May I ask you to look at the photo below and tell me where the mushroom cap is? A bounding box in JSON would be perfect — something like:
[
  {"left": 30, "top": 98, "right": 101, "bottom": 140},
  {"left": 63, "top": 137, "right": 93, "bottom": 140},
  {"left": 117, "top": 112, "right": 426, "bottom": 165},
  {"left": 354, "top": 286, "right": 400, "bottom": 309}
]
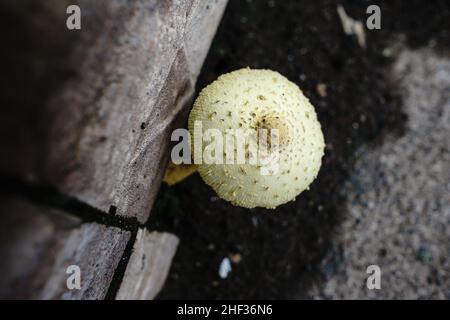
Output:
[{"left": 188, "top": 68, "right": 325, "bottom": 209}]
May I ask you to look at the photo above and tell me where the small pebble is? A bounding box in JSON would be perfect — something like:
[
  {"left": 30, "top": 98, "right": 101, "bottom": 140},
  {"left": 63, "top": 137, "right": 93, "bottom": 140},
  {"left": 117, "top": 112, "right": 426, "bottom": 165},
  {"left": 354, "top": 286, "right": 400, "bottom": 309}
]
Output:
[{"left": 219, "top": 257, "right": 232, "bottom": 279}]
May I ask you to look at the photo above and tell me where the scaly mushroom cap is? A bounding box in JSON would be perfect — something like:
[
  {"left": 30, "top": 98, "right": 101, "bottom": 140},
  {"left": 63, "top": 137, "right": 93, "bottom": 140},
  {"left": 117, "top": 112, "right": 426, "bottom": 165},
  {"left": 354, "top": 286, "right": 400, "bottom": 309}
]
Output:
[{"left": 188, "top": 68, "right": 325, "bottom": 209}]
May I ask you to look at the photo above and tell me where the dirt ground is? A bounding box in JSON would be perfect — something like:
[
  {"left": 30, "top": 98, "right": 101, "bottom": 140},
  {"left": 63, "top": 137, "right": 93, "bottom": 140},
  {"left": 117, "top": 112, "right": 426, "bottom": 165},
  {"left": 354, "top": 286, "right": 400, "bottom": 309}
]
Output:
[
  {"left": 152, "top": 0, "right": 450, "bottom": 299},
  {"left": 310, "top": 48, "right": 450, "bottom": 299}
]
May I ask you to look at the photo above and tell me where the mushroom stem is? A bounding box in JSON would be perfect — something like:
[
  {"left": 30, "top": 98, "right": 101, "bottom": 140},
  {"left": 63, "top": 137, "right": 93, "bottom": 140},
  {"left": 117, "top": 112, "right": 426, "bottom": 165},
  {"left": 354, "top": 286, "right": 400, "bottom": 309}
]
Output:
[{"left": 163, "top": 162, "right": 198, "bottom": 186}]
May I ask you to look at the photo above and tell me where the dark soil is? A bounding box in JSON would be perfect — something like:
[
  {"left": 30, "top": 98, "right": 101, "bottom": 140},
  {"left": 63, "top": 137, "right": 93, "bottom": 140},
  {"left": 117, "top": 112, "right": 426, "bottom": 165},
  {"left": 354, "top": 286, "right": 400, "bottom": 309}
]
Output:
[{"left": 151, "top": 0, "right": 450, "bottom": 299}]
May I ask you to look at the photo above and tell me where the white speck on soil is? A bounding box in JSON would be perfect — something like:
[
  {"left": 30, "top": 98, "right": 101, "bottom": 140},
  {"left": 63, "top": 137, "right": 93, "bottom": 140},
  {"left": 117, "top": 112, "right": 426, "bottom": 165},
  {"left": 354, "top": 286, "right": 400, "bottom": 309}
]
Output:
[{"left": 219, "top": 257, "right": 232, "bottom": 279}]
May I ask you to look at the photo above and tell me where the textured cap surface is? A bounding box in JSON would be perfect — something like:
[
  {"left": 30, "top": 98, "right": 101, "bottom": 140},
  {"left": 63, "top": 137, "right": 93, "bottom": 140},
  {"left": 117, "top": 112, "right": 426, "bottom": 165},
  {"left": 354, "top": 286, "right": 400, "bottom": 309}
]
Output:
[{"left": 188, "top": 68, "right": 325, "bottom": 209}]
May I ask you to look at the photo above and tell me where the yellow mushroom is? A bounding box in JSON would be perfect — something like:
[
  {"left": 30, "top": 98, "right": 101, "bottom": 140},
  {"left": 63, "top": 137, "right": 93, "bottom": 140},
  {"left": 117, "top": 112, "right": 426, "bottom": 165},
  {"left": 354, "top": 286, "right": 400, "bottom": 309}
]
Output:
[{"left": 187, "top": 68, "right": 325, "bottom": 209}]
